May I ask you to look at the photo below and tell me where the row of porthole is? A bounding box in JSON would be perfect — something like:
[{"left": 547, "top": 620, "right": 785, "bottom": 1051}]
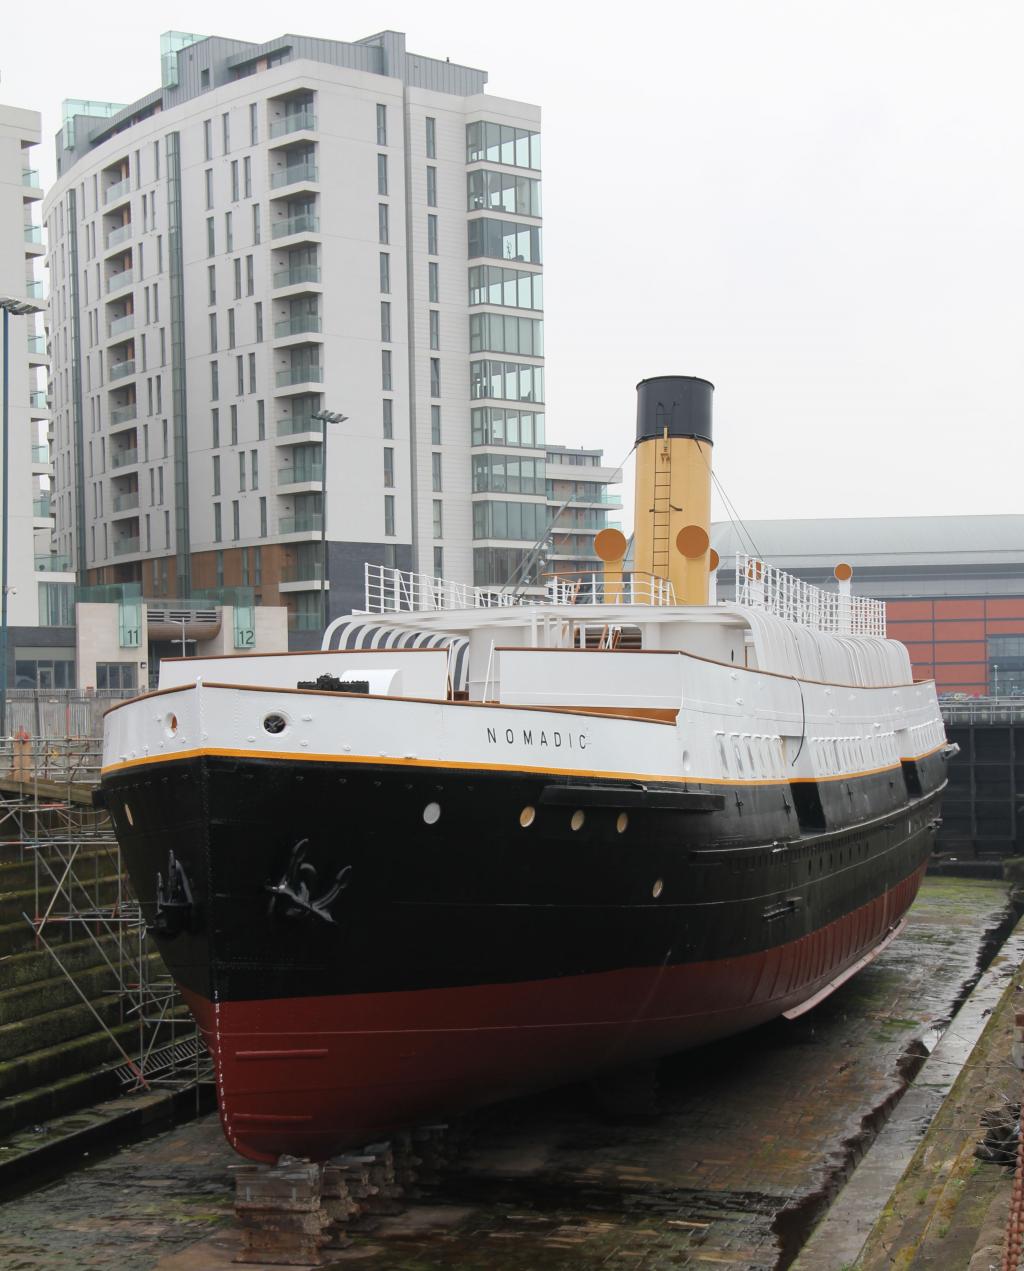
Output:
[{"left": 422, "top": 801, "right": 631, "bottom": 836}]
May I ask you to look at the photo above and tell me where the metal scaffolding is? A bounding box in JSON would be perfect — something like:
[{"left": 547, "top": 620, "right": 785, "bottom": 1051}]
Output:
[{"left": 0, "top": 736, "right": 209, "bottom": 1093}]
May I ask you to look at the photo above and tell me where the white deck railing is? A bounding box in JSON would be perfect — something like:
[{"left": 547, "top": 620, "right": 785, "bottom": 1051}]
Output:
[
  {"left": 734, "top": 554, "right": 886, "bottom": 637},
  {"left": 363, "top": 564, "right": 676, "bottom": 614}
]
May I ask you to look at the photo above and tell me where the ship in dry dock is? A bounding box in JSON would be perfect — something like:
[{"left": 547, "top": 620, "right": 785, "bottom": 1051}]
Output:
[{"left": 98, "top": 375, "right": 954, "bottom": 1163}]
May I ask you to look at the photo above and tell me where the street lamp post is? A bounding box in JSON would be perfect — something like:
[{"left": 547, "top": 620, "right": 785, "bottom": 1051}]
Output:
[
  {"left": 0, "top": 297, "right": 45, "bottom": 736},
  {"left": 309, "top": 409, "right": 348, "bottom": 633}
]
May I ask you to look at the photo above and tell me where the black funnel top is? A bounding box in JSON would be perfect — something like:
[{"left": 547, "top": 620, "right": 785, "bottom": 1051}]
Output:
[{"left": 635, "top": 376, "right": 714, "bottom": 445}]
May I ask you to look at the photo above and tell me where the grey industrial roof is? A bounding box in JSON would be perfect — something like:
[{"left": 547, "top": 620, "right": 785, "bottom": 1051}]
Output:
[{"left": 711, "top": 515, "right": 1024, "bottom": 570}]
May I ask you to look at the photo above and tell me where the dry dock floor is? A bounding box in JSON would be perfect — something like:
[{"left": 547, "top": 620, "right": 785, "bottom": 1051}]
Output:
[{"left": 0, "top": 876, "right": 1018, "bottom": 1271}]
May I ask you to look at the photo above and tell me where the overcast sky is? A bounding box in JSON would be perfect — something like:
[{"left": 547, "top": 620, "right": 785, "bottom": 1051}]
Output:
[{"left": 4, "top": 0, "right": 1022, "bottom": 531}]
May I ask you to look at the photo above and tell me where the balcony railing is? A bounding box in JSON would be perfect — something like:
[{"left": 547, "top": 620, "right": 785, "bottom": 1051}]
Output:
[
  {"left": 276, "top": 365, "right": 323, "bottom": 386},
  {"left": 106, "top": 222, "right": 133, "bottom": 249},
  {"left": 274, "top": 314, "right": 322, "bottom": 338},
  {"left": 112, "top": 492, "right": 140, "bottom": 513},
  {"left": 288, "top": 610, "right": 323, "bottom": 631},
  {"left": 272, "top": 264, "right": 321, "bottom": 289},
  {"left": 108, "top": 313, "right": 135, "bottom": 338},
  {"left": 22, "top": 168, "right": 40, "bottom": 187},
  {"left": 270, "top": 161, "right": 318, "bottom": 189},
  {"left": 29, "top": 390, "right": 47, "bottom": 409},
  {"left": 279, "top": 513, "right": 323, "bottom": 534},
  {"left": 23, "top": 225, "right": 42, "bottom": 244},
  {"left": 105, "top": 269, "right": 133, "bottom": 294},
  {"left": 271, "top": 212, "right": 320, "bottom": 240},
  {"left": 27, "top": 334, "right": 46, "bottom": 355},
  {"left": 109, "top": 359, "right": 136, "bottom": 380},
  {"left": 276, "top": 416, "right": 323, "bottom": 436},
  {"left": 278, "top": 462, "right": 323, "bottom": 485},
  {"left": 32, "top": 496, "right": 52, "bottom": 518},
  {"left": 269, "top": 110, "right": 317, "bottom": 138},
  {"left": 25, "top": 280, "right": 43, "bottom": 299},
  {"left": 109, "top": 403, "right": 138, "bottom": 425},
  {"left": 31, "top": 444, "right": 49, "bottom": 464},
  {"left": 113, "top": 536, "right": 140, "bottom": 556},
  {"left": 111, "top": 447, "right": 139, "bottom": 469},
  {"left": 104, "top": 177, "right": 132, "bottom": 204},
  {"left": 34, "top": 553, "right": 73, "bottom": 572},
  {"left": 280, "top": 558, "right": 323, "bottom": 583}
]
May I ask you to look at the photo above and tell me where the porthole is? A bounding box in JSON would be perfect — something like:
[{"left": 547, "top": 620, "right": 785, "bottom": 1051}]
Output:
[
  {"left": 263, "top": 714, "right": 287, "bottom": 735},
  {"left": 423, "top": 801, "right": 441, "bottom": 825},
  {"left": 570, "top": 810, "right": 585, "bottom": 832},
  {"left": 124, "top": 804, "right": 134, "bottom": 827},
  {"left": 165, "top": 713, "right": 178, "bottom": 737},
  {"left": 519, "top": 805, "right": 536, "bottom": 828},
  {"left": 616, "top": 812, "right": 629, "bottom": 834},
  {"left": 652, "top": 878, "right": 664, "bottom": 899}
]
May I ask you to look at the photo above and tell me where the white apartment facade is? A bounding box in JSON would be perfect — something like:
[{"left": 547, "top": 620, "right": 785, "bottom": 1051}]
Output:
[
  {"left": 44, "top": 30, "right": 547, "bottom": 635},
  {"left": 0, "top": 104, "right": 71, "bottom": 651}
]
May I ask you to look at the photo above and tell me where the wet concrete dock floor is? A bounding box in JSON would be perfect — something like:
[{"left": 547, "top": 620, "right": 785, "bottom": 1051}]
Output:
[{"left": 0, "top": 876, "right": 1015, "bottom": 1271}]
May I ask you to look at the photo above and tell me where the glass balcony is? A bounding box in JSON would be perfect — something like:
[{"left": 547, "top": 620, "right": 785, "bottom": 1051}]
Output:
[
  {"left": 270, "top": 161, "right": 318, "bottom": 189},
  {"left": 276, "top": 416, "right": 323, "bottom": 436},
  {"left": 109, "top": 358, "right": 136, "bottom": 381},
  {"left": 274, "top": 314, "right": 322, "bottom": 338},
  {"left": 280, "top": 557, "right": 323, "bottom": 583},
  {"left": 108, "top": 313, "right": 135, "bottom": 338},
  {"left": 271, "top": 212, "right": 320, "bottom": 240},
  {"left": 29, "top": 390, "right": 47, "bottom": 409},
  {"left": 27, "top": 334, "right": 46, "bottom": 355},
  {"left": 106, "top": 222, "right": 133, "bottom": 249},
  {"left": 25, "top": 280, "right": 43, "bottom": 299},
  {"left": 276, "top": 365, "right": 323, "bottom": 387},
  {"left": 112, "top": 491, "right": 140, "bottom": 512},
  {"left": 106, "top": 269, "right": 134, "bottom": 294},
  {"left": 278, "top": 462, "right": 323, "bottom": 485},
  {"left": 272, "top": 264, "right": 321, "bottom": 289},
  {"left": 113, "top": 536, "right": 141, "bottom": 556},
  {"left": 279, "top": 513, "right": 323, "bottom": 534},
  {"left": 105, "top": 177, "right": 132, "bottom": 204},
  {"left": 34, "top": 553, "right": 73, "bottom": 572},
  {"left": 32, "top": 496, "right": 52, "bottom": 518},
  {"left": 31, "top": 444, "right": 49, "bottom": 464},
  {"left": 109, "top": 403, "right": 138, "bottom": 425},
  {"left": 269, "top": 110, "right": 317, "bottom": 138},
  {"left": 23, "top": 225, "right": 43, "bottom": 244},
  {"left": 288, "top": 610, "right": 323, "bottom": 631},
  {"left": 22, "top": 168, "right": 40, "bottom": 187},
  {"left": 111, "top": 447, "right": 139, "bottom": 469}
]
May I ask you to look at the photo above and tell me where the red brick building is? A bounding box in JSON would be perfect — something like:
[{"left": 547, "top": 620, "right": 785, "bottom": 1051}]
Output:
[{"left": 712, "top": 516, "right": 1024, "bottom": 696}]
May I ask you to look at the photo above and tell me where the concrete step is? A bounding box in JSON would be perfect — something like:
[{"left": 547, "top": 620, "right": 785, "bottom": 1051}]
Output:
[
  {"left": 0, "top": 846, "right": 115, "bottom": 892},
  {"left": 0, "top": 873, "right": 126, "bottom": 925},
  {"left": 0, "top": 953, "right": 165, "bottom": 1027},
  {"left": 0, "top": 992, "right": 125, "bottom": 1064},
  {"left": 0, "top": 932, "right": 126, "bottom": 991}
]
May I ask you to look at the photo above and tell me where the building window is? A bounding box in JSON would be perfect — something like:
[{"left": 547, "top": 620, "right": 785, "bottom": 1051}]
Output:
[
  {"left": 257, "top": 398, "right": 265, "bottom": 439},
  {"left": 381, "top": 349, "right": 392, "bottom": 391},
  {"left": 96, "top": 662, "right": 138, "bottom": 692},
  {"left": 232, "top": 500, "right": 240, "bottom": 540},
  {"left": 425, "top": 116, "right": 436, "bottom": 158},
  {"left": 246, "top": 254, "right": 254, "bottom": 295},
  {"left": 231, "top": 159, "right": 239, "bottom": 201},
  {"left": 259, "top": 497, "right": 267, "bottom": 537},
  {"left": 225, "top": 210, "right": 233, "bottom": 252},
  {"left": 379, "top": 252, "right": 390, "bottom": 293},
  {"left": 222, "top": 111, "right": 230, "bottom": 153},
  {"left": 383, "top": 447, "right": 394, "bottom": 487},
  {"left": 468, "top": 265, "right": 543, "bottom": 311},
  {"left": 431, "top": 404, "right": 441, "bottom": 444},
  {"left": 38, "top": 581, "right": 75, "bottom": 626},
  {"left": 252, "top": 202, "right": 261, "bottom": 244},
  {"left": 206, "top": 217, "right": 215, "bottom": 256},
  {"left": 255, "top": 302, "right": 263, "bottom": 342},
  {"left": 468, "top": 218, "right": 542, "bottom": 264},
  {"left": 230, "top": 403, "right": 238, "bottom": 444},
  {"left": 233, "top": 257, "right": 242, "bottom": 299},
  {"left": 210, "top": 360, "right": 219, "bottom": 400},
  {"left": 205, "top": 168, "right": 213, "bottom": 209},
  {"left": 212, "top": 407, "right": 220, "bottom": 447},
  {"left": 432, "top": 499, "right": 443, "bottom": 539},
  {"left": 378, "top": 202, "right": 389, "bottom": 244},
  {"left": 466, "top": 121, "right": 541, "bottom": 170},
  {"left": 469, "top": 313, "right": 544, "bottom": 357},
  {"left": 469, "top": 360, "right": 544, "bottom": 403},
  {"left": 377, "top": 153, "right": 388, "bottom": 195},
  {"left": 467, "top": 169, "right": 541, "bottom": 217},
  {"left": 382, "top": 398, "right": 393, "bottom": 438},
  {"left": 433, "top": 546, "right": 443, "bottom": 577},
  {"left": 207, "top": 264, "right": 217, "bottom": 304},
  {"left": 384, "top": 493, "right": 395, "bottom": 536},
  {"left": 429, "top": 309, "right": 440, "bottom": 350},
  {"left": 227, "top": 308, "right": 236, "bottom": 348},
  {"left": 249, "top": 101, "right": 259, "bottom": 145},
  {"left": 426, "top": 166, "right": 437, "bottom": 207},
  {"left": 432, "top": 451, "right": 442, "bottom": 492},
  {"left": 239, "top": 450, "right": 246, "bottom": 492},
  {"left": 376, "top": 103, "right": 387, "bottom": 146},
  {"left": 380, "top": 301, "right": 391, "bottom": 343},
  {"left": 243, "top": 155, "right": 252, "bottom": 198},
  {"left": 213, "top": 453, "right": 221, "bottom": 495},
  {"left": 430, "top": 357, "right": 441, "bottom": 397},
  {"left": 236, "top": 356, "right": 244, "bottom": 395},
  {"left": 214, "top": 502, "right": 222, "bottom": 541},
  {"left": 209, "top": 312, "right": 218, "bottom": 352},
  {"left": 249, "top": 352, "right": 257, "bottom": 392},
  {"left": 203, "top": 118, "right": 212, "bottom": 161},
  {"left": 251, "top": 449, "right": 259, "bottom": 489},
  {"left": 428, "top": 260, "right": 439, "bottom": 303},
  {"left": 215, "top": 549, "right": 224, "bottom": 586},
  {"left": 471, "top": 406, "right": 545, "bottom": 447}
]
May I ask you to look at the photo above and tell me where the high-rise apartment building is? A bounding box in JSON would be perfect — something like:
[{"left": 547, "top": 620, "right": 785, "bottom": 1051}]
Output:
[
  {"left": 44, "top": 30, "right": 547, "bottom": 634},
  {"left": 0, "top": 104, "right": 70, "bottom": 652}
]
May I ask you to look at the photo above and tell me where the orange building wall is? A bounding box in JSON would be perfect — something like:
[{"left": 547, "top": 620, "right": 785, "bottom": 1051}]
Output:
[{"left": 886, "top": 597, "right": 1024, "bottom": 693}]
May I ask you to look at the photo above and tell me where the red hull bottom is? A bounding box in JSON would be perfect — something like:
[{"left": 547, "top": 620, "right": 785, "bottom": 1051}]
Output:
[{"left": 183, "top": 863, "right": 926, "bottom": 1162}]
